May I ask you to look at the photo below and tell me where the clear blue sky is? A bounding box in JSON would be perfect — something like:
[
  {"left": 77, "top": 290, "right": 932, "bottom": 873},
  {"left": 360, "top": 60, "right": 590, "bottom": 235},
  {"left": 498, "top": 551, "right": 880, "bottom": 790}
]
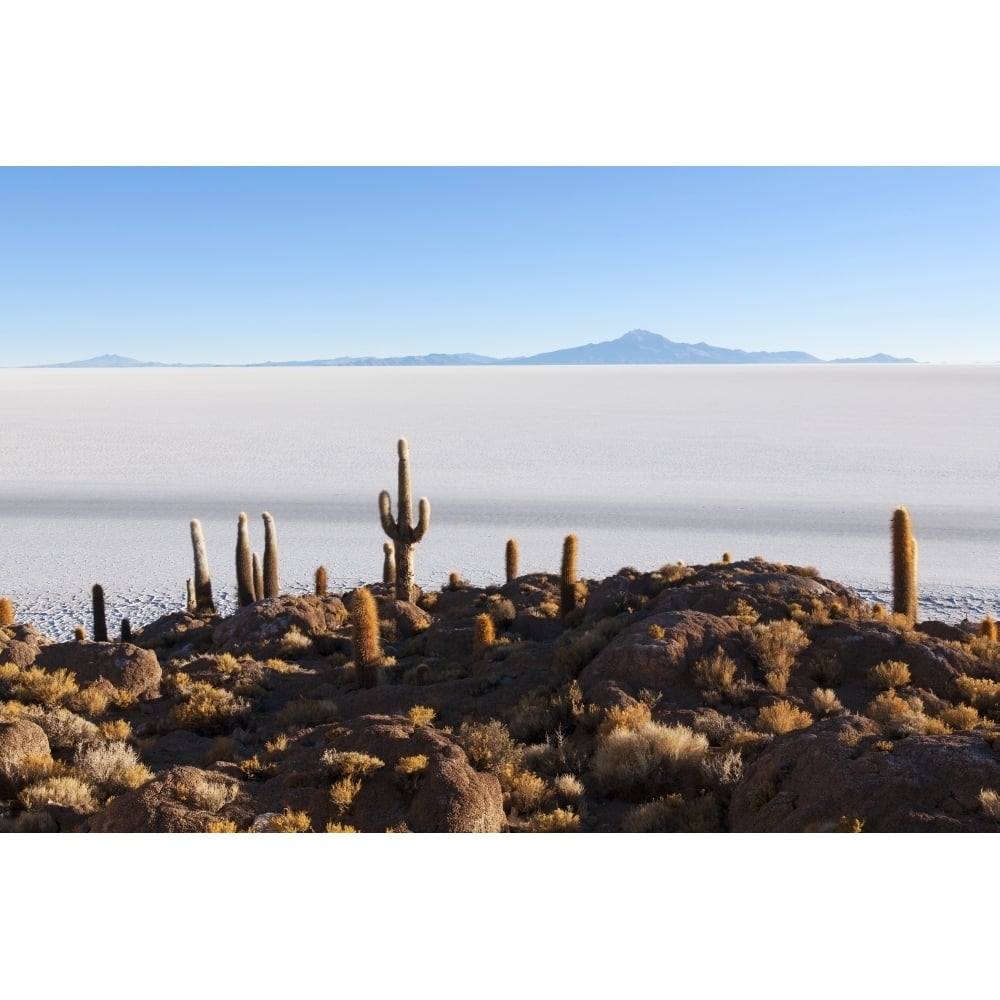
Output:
[{"left": 1, "top": 166, "right": 997, "bottom": 365}]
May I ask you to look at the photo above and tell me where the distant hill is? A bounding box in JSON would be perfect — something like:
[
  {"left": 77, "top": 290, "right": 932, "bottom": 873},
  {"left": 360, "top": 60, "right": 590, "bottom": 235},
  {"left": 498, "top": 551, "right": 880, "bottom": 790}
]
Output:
[{"left": 31, "top": 331, "right": 917, "bottom": 368}]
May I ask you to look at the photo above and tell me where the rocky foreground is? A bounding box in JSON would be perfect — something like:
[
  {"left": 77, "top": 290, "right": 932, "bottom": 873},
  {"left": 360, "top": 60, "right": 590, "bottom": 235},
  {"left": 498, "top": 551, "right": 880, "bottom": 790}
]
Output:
[{"left": 2, "top": 557, "right": 1000, "bottom": 833}]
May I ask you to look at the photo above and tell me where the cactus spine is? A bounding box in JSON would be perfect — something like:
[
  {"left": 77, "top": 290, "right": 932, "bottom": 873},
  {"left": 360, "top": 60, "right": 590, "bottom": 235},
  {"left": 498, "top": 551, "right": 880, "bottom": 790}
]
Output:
[
  {"left": 560, "top": 533, "right": 578, "bottom": 621},
  {"left": 505, "top": 538, "right": 519, "bottom": 582},
  {"left": 350, "top": 586, "right": 381, "bottom": 689},
  {"left": 262, "top": 511, "right": 279, "bottom": 599},
  {"left": 891, "top": 506, "right": 918, "bottom": 624},
  {"left": 378, "top": 438, "right": 430, "bottom": 603},
  {"left": 315, "top": 565, "right": 328, "bottom": 596},
  {"left": 189, "top": 519, "right": 215, "bottom": 614},
  {"left": 236, "top": 512, "right": 255, "bottom": 607},
  {"left": 382, "top": 542, "right": 396, "bottom": 585},
  {"left": 92, "top": 583, "right": 108, "bottom": 643},
  {"left": 252, "top": 553, "right": 264, "bottom": 603}
]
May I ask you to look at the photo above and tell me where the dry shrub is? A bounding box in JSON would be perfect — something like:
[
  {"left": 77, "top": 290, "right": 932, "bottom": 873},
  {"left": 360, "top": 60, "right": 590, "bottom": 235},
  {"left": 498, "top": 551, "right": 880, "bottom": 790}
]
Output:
[
  {"left": 728, "top": 599, "right": 760, "bottom": 624},
  {"left": 746, "top": 619, "right": 809, "bottom": 673},
  {"left": 938, "top": 704, "right": 982, "bottom": 731},
  {"left": 708, "top": 748, "right": 744, "bottom": 786},
  {"left": 692, "top": 648, "right": 738, "bottom": 700},
  {"left": 527, "top": 808, "right": 581, "bottom": 832},
  {"left": 329, "top": 777, "right": 362, "bottom": 814},
  {"left": 868, "top": 660, "right": 912, "bottom": 690},
  {"left": 647, "top": 623, "right": 667, "bottom": 640},
  {"left": 13, "top": 667, "right": 79, "bottom": 706},
  {"left": 621, "top": 793, "right": 720, "bottom": 833},
  {"left": 408, "top": 705, "right": 436, "bottom": 728},
  {"left": 591, "top": 721, "right": 709, "bottom": 799},
  {"left": 19, "top": 775, "right": 99, "bottom": 813},
  {"left": 75, "top": 740, "right": 153, "bottom": 794},
  {"left": 14, "top": 753, "right": 61, "bottom": 784},
  {"left": 322, "top": 750, "right": 385, "bottom": 780},
  {"left": 275, "top": 698, "right": 339, "bottom": 727},
  {"left": 457, "top": 719, "right": 523, "bottom": 775},
  {"left": 756, "top": 700, "right": 813, "bottom": 736},
  {"left": 595, "top": 701, "right": 651, "bottom": 742},
  {"left": 325, "top": 821, "right": 359, "bottom": 833},
  {"left": 69, "top": 685, "right": 111, "bottom": 716},
  {"left": 264, "top": 733, "right": 291, "bottom": 756},
  {"left": 20, "top": 705, "right": 98, "bottom": 750},
  {"left": 265, "top": 658, "right": 307, "bottom": 674},
  {"left": 174, "top": 775, "right": 238, "bottom": 812},
  {"left": 168, "top": 682, "right": 249, "bottom": 735},
  {"left": 268, "top": 808, "right": 312, "bottom": 832},
  {"left": 553, "top": 618, "right": 624, "bottom": 676},
  {"left": 214, "top": 652, "right": 243, "bottom": 676},
  {"left": 551, "top": 773, "right": 586, "bottom": 811},
  {"left": 866, "top": 691, "right": 934, "bottom": 737},
  {"left": 206, "top": 819, "right": 239, "bottom": 832},
  {"left": 395, "top": 754, "right": 429, "bottom": 776},
  {"left": 953, "top": 675, "right": 1000, "bottom": 716},
  {"left": 504, "top": 769, "right": 550, "bottom": 814},
  {"left": 763, "top": 666, "right": 791, "bottom": 695},
  {"left": 111, "top": 687, "right": 138, "bottom": 709},
  {"left": 811, "top": 688, "right": 844, "bottom": 716},
  {"left": 280, "top": 627, "right": 313, "bottom": 658},
  {"left": 979, "top": 788, "right": 1000, "bottom": 820},
  {"left": 806, "top": 651, "right": 842, "bottom": 687}
]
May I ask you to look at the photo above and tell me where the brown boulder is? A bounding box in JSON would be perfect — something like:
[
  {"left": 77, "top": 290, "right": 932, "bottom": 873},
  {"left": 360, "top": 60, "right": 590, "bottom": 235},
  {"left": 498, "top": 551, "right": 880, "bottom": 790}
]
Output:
[
  {"left": 36, "top": 641, "right": 162, "bottom": 699},
  {"left": 87, "top": 765, "right": 247, "bottom": 832},
  {"left": 579, "top": 610, "right": 744, "bottom": 709},
  {"left": 729, "top": 716, "right": 1000, "bottom": 832},
  {"left": 0, "top": 623, "right": 52, "bottom": 669},
  {"left": 212, "top": 594, "right": 348, "bottom": 657}
]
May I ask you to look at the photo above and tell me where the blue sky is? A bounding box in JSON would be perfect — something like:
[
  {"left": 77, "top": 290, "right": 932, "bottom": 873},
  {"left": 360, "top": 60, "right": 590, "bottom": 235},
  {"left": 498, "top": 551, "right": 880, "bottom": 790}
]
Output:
[{"left": 1, "top": 166, "right": 997, "bottom": 365}]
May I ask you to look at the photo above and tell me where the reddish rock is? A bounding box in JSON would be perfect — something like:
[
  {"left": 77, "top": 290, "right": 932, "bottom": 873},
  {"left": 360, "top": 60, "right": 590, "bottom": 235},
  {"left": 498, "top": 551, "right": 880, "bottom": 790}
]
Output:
[
  {"left": 0, "top": 623, "right": 52, "bottom": 669},
  {"left": 36, "top": 641, "right": 162, "bottom": 699},
  {"left": 212, "top": 594, "right": 348, "bottom": 657}
]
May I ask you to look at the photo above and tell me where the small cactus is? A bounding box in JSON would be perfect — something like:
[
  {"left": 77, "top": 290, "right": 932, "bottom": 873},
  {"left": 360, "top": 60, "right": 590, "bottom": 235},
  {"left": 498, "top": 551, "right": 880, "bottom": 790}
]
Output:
[
  {"left": 190, "top": 519, "right": 215, "bottom": 614},
  {"left": 382, "top": 542, "right": 396, "bottom": 585},
  {"left": 92, "top": 584, "right": 108, "bottom": 643},
  {"left": 0, "top": 596, "right": 15, "bottom": 627},
  {"left": 235, "top": 512, "right": 255, "bottom": 607},
  {"left": 74, "top": 625, "right": 87, "bottom": 642},
  {"left": 560, "top": 533, "right": 578, "bottom": 621},
  {"left": 891, "top": 507, "right": 918, "bottom": 624},
  {"left": 350, "top": 586, "right": 381, "bottom": 689},
  {"left": 379, "top": 438, "right": 430, "bottom": 603},
  {"left": 505, "top": 539, "right": 519, "bottom": 582},
  {"left": 262, "top": 511, "right": 279, "bottom": 599},
  {"left": 252, "top": 552, "right": 264, "bottom": 604},
  {"left": 981, "top": 616, "right": 999, "bottom": 642},
  {"left": 186, "top": 578, "right": 196, "bottom": 614},
  {"left": 722, "top": 551, "right": 732, "bottom": 564},
  {"left": 315, "top": 565, "right": 328, "bottom": 596},
  {"left": 120, "top": 618, "right": 132, "bottom": 643},
  {"left": 474, "top": 612, "right": 496, "bottom": 653}
]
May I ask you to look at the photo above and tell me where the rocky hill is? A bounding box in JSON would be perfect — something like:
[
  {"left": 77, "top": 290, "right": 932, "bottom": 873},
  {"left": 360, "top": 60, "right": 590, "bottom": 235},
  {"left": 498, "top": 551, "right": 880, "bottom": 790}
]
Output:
[{"left": 3, "top": 556, "right": 998, "bottom": 833}]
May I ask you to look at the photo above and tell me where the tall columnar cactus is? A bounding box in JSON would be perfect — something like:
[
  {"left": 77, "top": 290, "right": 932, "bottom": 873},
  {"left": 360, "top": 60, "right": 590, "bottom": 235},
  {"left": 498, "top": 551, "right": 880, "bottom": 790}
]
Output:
[
  {"left": 262, "top": 512, "right": 280, "bottom": 599},
  {"left": 350, "top": 586, "right": 381, "bottom": 689},
  {"left": 383, "top": 542, "right": 396, "bottom": 585},
  {"left": 473, "top": 612, "right": 496, "bottom": 653},
  {"left": 235, "top": 512, "right": 255, "bottom": 607},
  {"left": 315, "top": 565, "right": 328, "bottom": 596},
  {"left": 190, "top": 519, "right": 215, "bottom": 614},
  {"left": 379, "top": 438, "right": 430, "bottom": 603},
  {"left": 891, "top": 506, "right": 918, "bottom": 624},
  {"left": 560, "top": 533, "right": 578, "bottom": 621},
  {"left": 505, "top": 538, "right": 519, "bottom": 582},
  {"left": 92, "top": 583, "right": 108, "bottom": 643},
  {"left": 252, "top": 553, "right": 264, "bottom": 604}
]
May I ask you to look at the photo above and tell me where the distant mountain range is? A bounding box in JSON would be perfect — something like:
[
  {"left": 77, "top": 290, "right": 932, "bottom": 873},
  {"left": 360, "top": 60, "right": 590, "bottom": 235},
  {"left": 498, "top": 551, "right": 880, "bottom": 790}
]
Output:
[{"left": 31, "top": 330, "right": 917, "bottom": 368}]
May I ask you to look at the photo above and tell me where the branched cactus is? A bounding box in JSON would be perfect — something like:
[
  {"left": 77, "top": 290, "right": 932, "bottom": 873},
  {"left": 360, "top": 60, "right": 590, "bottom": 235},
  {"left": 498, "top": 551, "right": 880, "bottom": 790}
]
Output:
[
  {"left": 379, "top": 438, "right": 430, "bottom": 603},
  {"left": 506, "top": 538, "right": 519, "bottom": 582},
  {"left": 252, "top": 553, "right": 264, "bottom": 604},
  {"left": 350, "top": 586, "right": 381, "bottom": 689},
  {"left": 315, "top": 565, "right": 328, "bottom": 597},
  {"left": 262, "top": 511, "right": 279, "bottom": 599},
  {"left": 382, "top": 542, "right": 396, "bottom": 585},
  {"left": 561, "top": 533, "right": 578, "bottom": 621},
  {"left": 236, "top": 512, "right": 255, "bottom": 607},
  {"left": 190, "top": 519, "right": 215, "bottom": 614},
  {"left": 891, "top": 507, "right": 918, "bottom": 624},
  {"left": 92, "top": 583, "right": 108, "bottom": 643}
]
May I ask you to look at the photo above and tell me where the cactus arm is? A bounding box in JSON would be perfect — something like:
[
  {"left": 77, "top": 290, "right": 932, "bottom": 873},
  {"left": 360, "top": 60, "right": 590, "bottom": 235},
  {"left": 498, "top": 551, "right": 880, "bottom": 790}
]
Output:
[
  {"left": 379, "top": 490, "right": 399, "bottom": 538},
  {"left": 412, "top": 497, "right": 430, "bottom": 543}
]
